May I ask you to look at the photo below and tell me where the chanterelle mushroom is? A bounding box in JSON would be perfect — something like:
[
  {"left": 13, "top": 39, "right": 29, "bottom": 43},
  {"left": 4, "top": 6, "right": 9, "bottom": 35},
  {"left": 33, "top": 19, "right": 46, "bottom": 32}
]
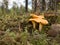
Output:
[
  {"left": 30, "top": 14, "right": 44, "bottom": 18},
  {"left": 29, "top": 14, "right": 48, "bottom": 32}
]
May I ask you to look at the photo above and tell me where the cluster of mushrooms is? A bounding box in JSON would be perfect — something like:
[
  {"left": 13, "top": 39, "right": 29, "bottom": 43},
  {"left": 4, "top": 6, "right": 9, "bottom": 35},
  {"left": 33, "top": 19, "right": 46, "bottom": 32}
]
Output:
[{"left": 29, "top": 14, "right": 48, "bottom": 32}]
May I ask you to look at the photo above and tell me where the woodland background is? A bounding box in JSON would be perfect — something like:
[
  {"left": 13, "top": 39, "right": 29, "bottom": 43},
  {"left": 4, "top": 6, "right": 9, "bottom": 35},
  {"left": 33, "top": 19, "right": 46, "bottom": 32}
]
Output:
[{"left": 0, "top": 0, "right": 60, "bottom": 45}]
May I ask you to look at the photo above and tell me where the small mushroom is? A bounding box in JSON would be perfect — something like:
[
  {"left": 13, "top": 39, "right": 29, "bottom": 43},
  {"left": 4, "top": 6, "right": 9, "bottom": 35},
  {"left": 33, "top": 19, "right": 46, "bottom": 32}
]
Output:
[{"left": 29, "top": 14, "right": 48, "bottom": 32}]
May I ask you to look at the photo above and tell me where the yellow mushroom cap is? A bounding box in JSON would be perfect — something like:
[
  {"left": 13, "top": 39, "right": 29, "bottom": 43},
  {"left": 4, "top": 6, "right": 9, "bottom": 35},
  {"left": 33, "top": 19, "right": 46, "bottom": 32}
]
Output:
[
  {"left": 30, "top": 14, "right": 44, "bottom": 19},
  {"left": 38, "top": 15, "right": 44, "bottom": 19},
  {"left": 30, "top": 14, "right": 39, "bottom": 18},
  {"left": 40, "top": 19, "right": 48, "bottom": 25},
  {"left": 29, "top": 18, "right": 48, "bottom": 25},
  {"left": 29, "top": 14, "right": 48, "bottom": 25}
]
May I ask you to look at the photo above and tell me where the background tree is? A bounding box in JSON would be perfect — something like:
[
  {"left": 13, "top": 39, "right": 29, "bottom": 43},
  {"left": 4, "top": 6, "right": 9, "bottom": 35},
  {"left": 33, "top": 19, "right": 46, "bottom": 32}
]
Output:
[
  {"left": 37, "top": 0, "right": 43, "bottom": 13},
  {"left": 32, "top": 0, "right": 37, "bottom": 12},
  {"left": 3, "top": 0, "right": 8, "bottom": 13},
  {"left": 32, "top": 0, "right": 43, "bottom": 13},
  {"left": 25, "top": 0, "right": 28, "bottom": 12}
]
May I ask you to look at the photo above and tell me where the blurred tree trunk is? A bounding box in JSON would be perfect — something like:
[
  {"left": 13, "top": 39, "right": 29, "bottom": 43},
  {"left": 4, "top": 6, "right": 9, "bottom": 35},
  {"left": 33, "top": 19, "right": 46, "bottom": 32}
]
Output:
[
  {"left": 36, "top": 0, "right": 43, "bottom": 13},
  {"left": 34, "top": 0, "right": 37, "bottom": 12},
  {"left": 32, "top": 0, "right": 43, "bottom": 13},
  {"left": 1, "top": 3, "right": 5, "bottom": 14},
  {"left": 49, "top": 0, "right": 56, "bottom": 11},
  {"left": 32, "top": 0, "right": 39, "bottom": 12},
  {"left": 3, "top": 0, "right": 8, "bottom": 12},
  {"left": 32, "top": 0, "right": 35, "bottom": 12},
  {"left": 25, "top": 0, "right": 28, "bottom": 12},
  {"left": 45, "top": 0, "right": 50, "bottom": 11}
]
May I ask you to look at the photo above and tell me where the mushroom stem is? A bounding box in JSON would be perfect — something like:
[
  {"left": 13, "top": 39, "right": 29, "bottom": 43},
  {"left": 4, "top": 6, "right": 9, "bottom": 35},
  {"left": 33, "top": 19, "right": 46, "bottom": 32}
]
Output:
[
  {"left": 31, "top": 21, "right": 36, "bottom": 29},
  {"left": 39, "top": 23, "right": 43, "bottom": 32}
]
